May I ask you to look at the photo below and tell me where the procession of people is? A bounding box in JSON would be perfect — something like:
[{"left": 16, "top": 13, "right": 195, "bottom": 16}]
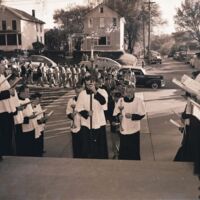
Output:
[
  {"left": 0, "top": 55, "right": 200, "bottom": 176},
  {"left": 0, "top": 57, "right": 146, "bottom": 161},
  {"left": 1, "top": 56, "right": 112, "bottom": 89}
]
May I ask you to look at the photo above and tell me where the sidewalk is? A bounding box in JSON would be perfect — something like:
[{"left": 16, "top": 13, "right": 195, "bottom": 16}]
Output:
[{"left": 141, "top": 89, "right": 187, "bottom": 161}]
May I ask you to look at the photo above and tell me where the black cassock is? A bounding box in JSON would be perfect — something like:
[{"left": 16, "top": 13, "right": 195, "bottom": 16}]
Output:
[
  {"left": 174, "top": 113, "right": 200, "bottom": 175},
  {"left": 189, "top": 115, "right": 200, "bottom": 175},
  {"left": 0, "top": 75, "right": 15, "bottom": 156}
]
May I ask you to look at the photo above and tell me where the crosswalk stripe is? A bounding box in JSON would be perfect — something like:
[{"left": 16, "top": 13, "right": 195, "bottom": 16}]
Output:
[
  {"left": 45, "top": 127, "right": 71, "bottom": 133},
  {"left": 29, "top": 88, "right": 76, "bottom": 140}
]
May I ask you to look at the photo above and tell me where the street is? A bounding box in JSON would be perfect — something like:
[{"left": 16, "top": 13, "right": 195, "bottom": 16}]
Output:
[{"left": 31, "top": 58, "right": 194, "bottom": 160}]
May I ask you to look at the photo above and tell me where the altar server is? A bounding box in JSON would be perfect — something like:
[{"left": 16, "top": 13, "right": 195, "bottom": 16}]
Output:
[
  {"left": 66, "top": 84, "right": 83, "bottom": 158},
  {"left": 76, "top": 75, "right": 108, "bottom": 159},
  {"left": 113, "top": 84, "right": 145, "bottom": 160},
  {"left": 0, "top": 64, "right": 16, "bottom": 158},
  {"left": 31, "top": 92, "right": 46, "bottom": 156},
  {"left": 18, "top": 85, "right": 36, "bottom": 156}
]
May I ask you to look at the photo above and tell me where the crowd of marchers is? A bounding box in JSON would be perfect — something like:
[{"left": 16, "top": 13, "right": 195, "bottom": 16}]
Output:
[{"left": 0, "top": 56, "right": 124, "bottom": 88}]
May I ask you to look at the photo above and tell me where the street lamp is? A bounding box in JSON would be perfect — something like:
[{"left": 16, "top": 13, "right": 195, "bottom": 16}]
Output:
[
  {"left": 90, "top": 32, "right": 95, "bottom": 69},
  {"left": 86, "top": 32, "right": 98, "bottom": 69}
]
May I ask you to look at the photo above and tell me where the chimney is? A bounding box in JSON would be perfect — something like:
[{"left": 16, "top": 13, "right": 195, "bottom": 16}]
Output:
[{"left": 32, "top": 9, "right": 35, "bottom": 18}]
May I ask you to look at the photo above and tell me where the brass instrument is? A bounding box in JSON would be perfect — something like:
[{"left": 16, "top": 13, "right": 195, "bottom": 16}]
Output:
[
  {"left": 71, "top": 101, "right": 77, "bottom": 129},
  {"left": 118, "top": 98, "right": 124, "bottom": 132}
]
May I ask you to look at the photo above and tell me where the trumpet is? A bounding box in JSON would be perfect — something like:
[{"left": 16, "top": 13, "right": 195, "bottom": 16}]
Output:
[
  {"left": 71, "top": 102, "right": 77, "bottom": 129},
  {"left": 118, "top": 99, "right": 124, "bottom": 132}
]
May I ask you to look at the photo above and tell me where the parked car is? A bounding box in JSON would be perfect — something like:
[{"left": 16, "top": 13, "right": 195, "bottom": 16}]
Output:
[
  {"left": 27, "top": 55, "right": 57, "bottom": 67},
  {"left": 117, "top": 66, "right": 165, "bottom": 89},
  {"left": 150, "top": 54, "right": 162, "bottom": 64}
]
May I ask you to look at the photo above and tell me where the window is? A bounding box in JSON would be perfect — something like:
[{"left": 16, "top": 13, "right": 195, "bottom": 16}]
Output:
[
  {"left": 40, "top": 36, "right": 42, "bottom": 43},
  {"left": 100, "top": 7, "right": 103, "bottom": 13},
  {"left": 88, "top": 18, "right": 93, "bottom": 28},
  {"left": 113, "top": 18, "right": 117, "bottom": 26},
  {"left": 133, "top": 69, "right": 142, "bottom": 75},
  {"left": 97, "top": 36, "right": 111, "bottom": 46},
  {"left": 18, "top": 34, "right": 21, "bottom": 45},
  {"left": 12, "top": 20, "right": 17, "bottom": 30},
  {"left": 100, "top": 17, "right": 104, "bottom": 28},
  {"left": 2, "top": 21, "right": 6, "bottom": 30},
  {"left": 98, "top": 37, "right": 106, "bottom": 45},
  {"left": 7, "top": 34, "right": 17, "bottom": 45},
  {"left": 0, "top": 34, "right": 6, "bottom": 45}
]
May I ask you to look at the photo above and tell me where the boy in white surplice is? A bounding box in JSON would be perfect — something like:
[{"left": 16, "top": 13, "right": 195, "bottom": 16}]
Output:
[{"left": 113, "top": 84, "right": 145, "bottom": 160}]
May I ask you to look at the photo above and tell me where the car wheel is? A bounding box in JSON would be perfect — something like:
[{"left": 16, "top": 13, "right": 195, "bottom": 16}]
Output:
[{"left": 151, "top": 82, "right": 159, "bottom": 89}]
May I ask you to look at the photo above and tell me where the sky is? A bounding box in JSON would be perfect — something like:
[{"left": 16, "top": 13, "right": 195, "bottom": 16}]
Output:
[
  {"left": 154, "top": 0, "right": 183, "bottom": 34},
  {"left": 1, "top": 0, "right": 184, "bottom": 34}
]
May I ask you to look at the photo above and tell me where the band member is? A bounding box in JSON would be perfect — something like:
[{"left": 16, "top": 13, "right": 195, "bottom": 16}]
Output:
[
  {"left": 76, "top": 75, "right": 108, "bottom": 159},
  {"left": 113, "top": 84, "right": 145, "bottom": 160},
  {"left": 18, "top": 85, "right": 36, "bottom": 156},
  {"left": 59, "top": 65, "right": 66, "bottom": 88},
  {"left": 0, "top": 64, "right": 16, "bottom": 158},
  {"left": 66, "top": 84, "right": 83, "bottom": 158}
]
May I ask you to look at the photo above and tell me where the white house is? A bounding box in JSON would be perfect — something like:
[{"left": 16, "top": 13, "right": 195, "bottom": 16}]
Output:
[
  {"left": 82, "top": 4, "right": 126, "bottom": 52},
  {"left": 0, "top": 5, "right": 45, "bottom": 51}
]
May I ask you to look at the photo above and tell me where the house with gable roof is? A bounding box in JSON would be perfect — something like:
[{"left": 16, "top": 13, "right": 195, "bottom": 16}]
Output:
[
  {"left": 0, "top": 5, "right": 45, "bottom": 51},
  {"left": 82, "top": 3, "right": 126, "bottom": 53}
]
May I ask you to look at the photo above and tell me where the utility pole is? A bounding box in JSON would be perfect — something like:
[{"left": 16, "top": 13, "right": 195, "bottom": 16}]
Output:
[
  {"left": 144, "top": 0, "right": 155, "bottom": 64},
  {"left": 142, "top": 5, "right": 146, "bottom": 59}
]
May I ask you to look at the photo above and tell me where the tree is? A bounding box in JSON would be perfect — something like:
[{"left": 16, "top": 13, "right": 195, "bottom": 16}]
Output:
[
  {"left": 105, "top": 0, "right": 165, "bottom": 53},
  {"left": 32, "top": 41, "right": 44, "bottom": 53},
  {"left": 45, "top": 28, "right": 67, "bottom": 50},
  {"left": 53, "top": 6, "right": 91, "bottom": 52},
  {"left": 175, "top": 0, "right": 200, "bottom": 45},
  {"left": 150, "top": 34, "right": 175, "bottom": 55},
  {"left": 53, "top": 6, "right": 91, "bottom": 35}
]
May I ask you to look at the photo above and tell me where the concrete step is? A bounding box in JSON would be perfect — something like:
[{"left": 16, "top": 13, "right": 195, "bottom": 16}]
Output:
[{"left": 0, "top": 157, "right": 199, "bottom": 200}]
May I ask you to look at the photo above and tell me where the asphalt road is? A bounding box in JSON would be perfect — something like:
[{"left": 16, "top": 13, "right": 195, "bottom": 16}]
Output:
[{"left": 30, "top": 58, "right": 194, "bottom": 159}]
